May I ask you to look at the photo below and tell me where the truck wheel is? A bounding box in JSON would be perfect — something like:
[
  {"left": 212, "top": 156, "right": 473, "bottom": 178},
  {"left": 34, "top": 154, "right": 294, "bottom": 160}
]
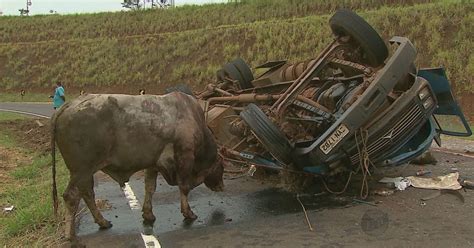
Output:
[
  {"left": 240, "top": 104, "right": 293, "bottom": 164},
  {"left": 223, "top": 63, "right": 247, "bottom": 89},
  {"left": 329, "top": 9, "right": 388, "bottom": 67},
  {"left": 221, "top": 58, "right": 254, "bottom": 89},
  {"left": 216, "top": 69, "right": 226, "bottom": 82},
  {"left": 231, "top": 58, "right": 254, "bottom": 88}
]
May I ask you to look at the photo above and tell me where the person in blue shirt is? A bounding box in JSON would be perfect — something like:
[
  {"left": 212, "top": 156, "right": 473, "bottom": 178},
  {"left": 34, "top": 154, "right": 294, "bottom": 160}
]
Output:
[{"left": 51, "top": 81, "right": 65, "bottom": 109}]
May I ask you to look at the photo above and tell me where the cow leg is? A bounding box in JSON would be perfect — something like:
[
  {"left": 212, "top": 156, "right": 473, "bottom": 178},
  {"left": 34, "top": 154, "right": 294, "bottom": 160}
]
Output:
[
  {"left": 142, "top": 168, "right": 158, "bottom": 224},
  {"left": 63, "top": 180, "right": 81, "bottom": 241},
  {"left": 174, "top": 145, "right": 197, "bottom": 220},
  {"left": 78, "top": 175, "right": 113, "bottom": 229},
  {"left": 179, "top": 186, "right": 197, "bottom": 220}
]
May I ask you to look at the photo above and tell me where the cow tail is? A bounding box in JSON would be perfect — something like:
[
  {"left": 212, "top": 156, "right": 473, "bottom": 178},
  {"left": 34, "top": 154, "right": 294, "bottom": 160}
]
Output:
[
  {"left": 51, "top": 103, "right": 68, "bottom": 217},
  {"left": 51, "top": 112, "right": 59, "bottom": 217},
  {"left": 51, "top": 113, "right": 59, "bottom": 217}
]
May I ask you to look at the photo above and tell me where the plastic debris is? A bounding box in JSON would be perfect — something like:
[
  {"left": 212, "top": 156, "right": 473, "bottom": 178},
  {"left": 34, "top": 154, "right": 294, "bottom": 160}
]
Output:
[
  {"left": 407, "top": 172, "right": 461, "bottom": 190},
  {"left": 247, "top": 164, "right": 257, "bottom": 176},
  {"left": 3, "top": 205, "right": 14, "bottom": 213},
  {"left": 379, "top": 177, "right": 411, "bottom": 191}
]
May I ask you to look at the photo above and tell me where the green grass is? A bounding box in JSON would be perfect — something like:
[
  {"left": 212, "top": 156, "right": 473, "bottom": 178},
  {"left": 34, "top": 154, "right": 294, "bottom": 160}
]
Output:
[
  {"left": 0, "top": 0, "right": 433, "bottom": 43},
  {"left": 0, "top": 93, "right": 51, "bottom": 102},
  {"left": 0, "top": 111, "right": 27, "bottom": 121},
  {"left": 0, "top": 113, "right": 69, "bottom": 247}
]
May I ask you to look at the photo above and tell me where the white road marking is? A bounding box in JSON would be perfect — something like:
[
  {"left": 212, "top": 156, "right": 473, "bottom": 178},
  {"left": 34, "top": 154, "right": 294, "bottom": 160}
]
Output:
[
  {"left": 123, "top": 183, "right": 162, "bottom": 248},
  {"left": 0, "top": 108, "right": 50, "bottom": 119}
]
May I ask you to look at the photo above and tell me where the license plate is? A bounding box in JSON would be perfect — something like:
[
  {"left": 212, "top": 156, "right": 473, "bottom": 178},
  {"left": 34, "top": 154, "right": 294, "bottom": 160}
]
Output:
[{"left": 320, "top": 124, "right": 349, "bottom": 154}]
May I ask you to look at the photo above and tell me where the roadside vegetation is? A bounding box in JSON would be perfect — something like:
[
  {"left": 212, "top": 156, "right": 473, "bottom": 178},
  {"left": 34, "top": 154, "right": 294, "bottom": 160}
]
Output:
[
  {"left": 0, "top": 0, "right": 432, "bottom": 43},
  {"left": 0, "top": 1, "right": 471, "bottom": 96},
  {"left": 0, "top": 93, "right": 52, "bottom": 102},
  {"left": 0, "top": 113, "right": 68, "bottom": 247}
]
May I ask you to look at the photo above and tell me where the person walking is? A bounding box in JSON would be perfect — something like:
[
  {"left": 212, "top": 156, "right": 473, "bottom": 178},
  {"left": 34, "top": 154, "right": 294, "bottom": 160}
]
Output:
[{"left": 51, "top": 81, "right": 66, "bottom": 110}]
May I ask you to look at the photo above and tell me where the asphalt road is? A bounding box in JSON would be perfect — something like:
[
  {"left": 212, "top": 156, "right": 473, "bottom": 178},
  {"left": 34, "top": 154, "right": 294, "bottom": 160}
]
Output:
[
  {"left": 0, "top": 102, "right": 54, "bottom": 118},
  {"left": 1, "top": 102, "right": 474, "bottom": 248}
]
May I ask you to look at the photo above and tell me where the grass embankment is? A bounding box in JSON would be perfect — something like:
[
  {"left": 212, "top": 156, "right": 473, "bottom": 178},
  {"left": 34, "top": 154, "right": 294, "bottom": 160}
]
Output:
[
  {"left": 1, "top": 0, "right": 470, "bottom": 93},
  {"left": 0, "top": 93, "right": 52, "bottom": 102},
  {"left": 0, "top": 113, "right": 68, "bottom": 247},
  {"left": 0, "top": 0, "right": 432, "bottom": 43}
]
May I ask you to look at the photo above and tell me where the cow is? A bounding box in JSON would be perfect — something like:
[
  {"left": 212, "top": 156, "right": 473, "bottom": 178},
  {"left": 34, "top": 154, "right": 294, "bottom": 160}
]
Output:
[{"left": 51, "top": 92, "right": 224, "bottom": 243}]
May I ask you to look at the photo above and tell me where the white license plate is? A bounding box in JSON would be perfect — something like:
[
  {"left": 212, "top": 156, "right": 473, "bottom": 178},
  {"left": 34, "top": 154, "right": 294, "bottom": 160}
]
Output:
[{"left": 320, "top": 124, "right": 349, "bottom": 154}]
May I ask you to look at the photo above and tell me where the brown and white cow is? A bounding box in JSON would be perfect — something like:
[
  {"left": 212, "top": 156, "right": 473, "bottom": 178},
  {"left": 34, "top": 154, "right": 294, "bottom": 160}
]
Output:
[{"left": 51, "top": 92, "right": 224, "bottom": 243}]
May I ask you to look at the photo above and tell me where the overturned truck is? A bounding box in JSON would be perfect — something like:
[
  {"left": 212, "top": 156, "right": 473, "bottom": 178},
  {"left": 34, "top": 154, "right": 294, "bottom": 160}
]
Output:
[{"left": 190, "top": 9, "right": 471, "bottom": 177}]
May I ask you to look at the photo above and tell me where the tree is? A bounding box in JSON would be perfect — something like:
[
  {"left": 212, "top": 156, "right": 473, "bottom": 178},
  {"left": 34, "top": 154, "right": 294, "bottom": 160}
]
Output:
[
  {"left": 122, "top": 0, "right": 141, "bottom": 10},
  {"left": 19, "top": 8, "right": 29, "bottom": 16}
]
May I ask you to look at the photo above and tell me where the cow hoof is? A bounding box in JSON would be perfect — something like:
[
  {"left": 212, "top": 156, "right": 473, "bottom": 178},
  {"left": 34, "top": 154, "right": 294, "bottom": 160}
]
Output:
[
  {"left": 142, "top": 214, "right": 156, "bottom": 225},
  {"left": 183, "top": 212, "right": 197, "bottom": 220},
  {"left": 98, "top": 220, "right": 113, "bottom": 230}
]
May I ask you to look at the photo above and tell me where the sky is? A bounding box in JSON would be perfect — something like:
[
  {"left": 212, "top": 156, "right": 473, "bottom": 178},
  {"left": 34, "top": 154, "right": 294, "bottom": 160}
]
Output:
[{"left": 0, "top": 0, "right": 227, "bottom": 16}]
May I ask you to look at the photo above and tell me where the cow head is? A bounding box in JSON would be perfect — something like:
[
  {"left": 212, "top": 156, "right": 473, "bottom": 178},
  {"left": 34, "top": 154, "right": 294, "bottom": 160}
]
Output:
[{"left": 204, "top": 155, "right": 224, "bottom": 192}]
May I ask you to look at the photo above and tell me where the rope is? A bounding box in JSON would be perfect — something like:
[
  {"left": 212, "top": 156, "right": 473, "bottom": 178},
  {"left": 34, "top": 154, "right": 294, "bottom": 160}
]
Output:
[{"left": 354, "top": 128, "right": 375, "bottom": 199}]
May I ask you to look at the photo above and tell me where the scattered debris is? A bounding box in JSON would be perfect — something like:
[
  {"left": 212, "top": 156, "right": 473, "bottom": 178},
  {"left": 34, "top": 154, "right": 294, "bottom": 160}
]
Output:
[
  {"left": 379, "top": 177, "right": 411, "bottom": 191},
  {"left": 407, "top": 172, "right": 462, "bottom": 190},
  {"left": 372, "top": 188, "right": 395, "bottom": 197},
  {"left": 247, "top": 165, "right": 257, "bottom": 176},
  {"left": 296, "top": 194, "right": 314, "bottom": 231},
  {"left": 3, "top": 205, "right": 14, "bottom": 213},
  {"left": 459, "top": 178, "right": 474, "bottom": 189},
  {"left": 35, "top": 120, "right": 44, "bottom": 127},
  {"left": 416, "top": 170, "right": 432, "bottom": 176}
]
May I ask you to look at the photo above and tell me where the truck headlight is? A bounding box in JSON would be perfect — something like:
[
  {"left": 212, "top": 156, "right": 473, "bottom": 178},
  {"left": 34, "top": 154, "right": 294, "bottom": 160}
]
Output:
[
  {"left": 418, "top": 87, "right": 430, "bottom": 100},
  {"left": 423, "top": 97, "right": 434, "bottom": 109}
]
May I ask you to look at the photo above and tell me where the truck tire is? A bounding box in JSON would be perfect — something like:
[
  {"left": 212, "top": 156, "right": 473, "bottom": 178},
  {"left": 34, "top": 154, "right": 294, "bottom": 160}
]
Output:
[
  {"left": 231, "top": 58, "right": 254, "bottom": 89},
  {"left": 240, "top": 104, "right": 293, "bottom": 164},
  {"left": 223, "top": 63, "right": 247, "bottom": 89},
  {"left": 330, "top": 9, "right": 388, "bottom": 67},
  {"left": 221, "top": 58, "right": 254, "bottom": 89}
]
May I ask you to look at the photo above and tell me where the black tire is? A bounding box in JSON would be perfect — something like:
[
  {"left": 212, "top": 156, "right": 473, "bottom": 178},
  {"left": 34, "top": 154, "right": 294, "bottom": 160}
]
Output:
[
  {"left": 231, "top": 58, "right": 254, "bottom": 88},
  {"left": 223, "top": 63, "right": 246, "bottom": 88},
  {"left": 240, "top": 104, "right": 293, "bottom": 164},
  {"left": 330, "top": 9, "right": 388, "bottom": 67},
  {"left": 216, "top": 69, "right": 226, "bottom": 82},
  {"left": 221, "top": 58, "right": 254, "bottom": 89}
]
